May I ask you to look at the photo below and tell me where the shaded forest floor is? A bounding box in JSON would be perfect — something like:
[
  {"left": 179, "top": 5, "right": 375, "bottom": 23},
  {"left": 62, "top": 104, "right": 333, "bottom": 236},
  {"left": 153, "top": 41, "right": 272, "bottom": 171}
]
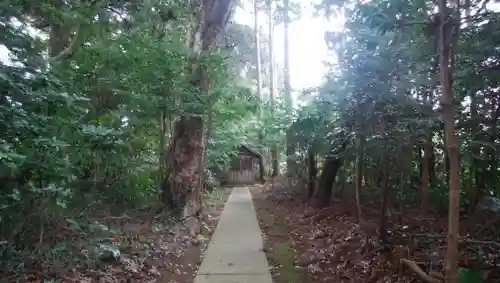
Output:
[
  {"left": 252, "top": 178, "right": 500, "bottom": 283},
  {"left": 16, "top": 188, "right": 232, "bottom": 283}
]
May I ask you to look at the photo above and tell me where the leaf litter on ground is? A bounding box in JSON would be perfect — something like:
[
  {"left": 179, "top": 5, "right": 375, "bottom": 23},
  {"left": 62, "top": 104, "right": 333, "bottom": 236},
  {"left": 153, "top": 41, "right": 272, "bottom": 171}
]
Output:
[
  {"left": 252, "top": 178, "right": 499, "bottom": 283},
  {"left": 13, "top": 188, "right": 232, "bottom": 283}
]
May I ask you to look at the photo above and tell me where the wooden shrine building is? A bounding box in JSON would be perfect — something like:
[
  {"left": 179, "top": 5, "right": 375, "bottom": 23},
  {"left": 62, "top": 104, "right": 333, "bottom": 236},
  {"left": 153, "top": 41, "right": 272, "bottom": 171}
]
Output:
[{"left": 226, "top": 144, "right": 263, "bottom": 184}]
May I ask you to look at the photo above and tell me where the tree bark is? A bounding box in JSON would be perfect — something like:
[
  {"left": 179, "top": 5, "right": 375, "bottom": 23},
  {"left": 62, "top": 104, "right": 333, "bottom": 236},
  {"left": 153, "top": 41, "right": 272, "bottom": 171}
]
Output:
[
  {"left": 163, "top": 116, "right": 205, "bottom": 236},
  {"left": 162, "top": 0, "right": 234, "bottom": 238},
  {"left": 355, "top": 135, "right": 364, "bottom": 220},
  {"left": 267, "top": 0, "right": 279, "bottom": 177},
  {"left": 254, "top": 0, "right": 266, "bottom": 179},
  {"left": 438, "top": 0, "right": 460, "bottom": 281},
  {"left": 283, "top": 0, "right": 292, "bottom": 111},
  {"left": 285, "top": 128, "right": 296, "bottom": 178},
  {"left": 379, "top": 140, "right": 389, "bottom": 247},
  {"left": 421, "top": 141, "right": 431, "bottom": 213},
  {"left": 313, "top": 141, "right": 347, "bottom": 208},
  {"left": 307, "top": 147, "right": 317, "bottom": 198},
  {"left": 467, "top": 89, "right": 479, "bottom": 214},
  {"left": 283, "top": 0, "right": 295, "bottom": 176},
  {"left": 421, "top": 71, "right": 436, "bottom": 213},
  {"left": 312, "top": 156, "right": 342, "bottom": 208}
]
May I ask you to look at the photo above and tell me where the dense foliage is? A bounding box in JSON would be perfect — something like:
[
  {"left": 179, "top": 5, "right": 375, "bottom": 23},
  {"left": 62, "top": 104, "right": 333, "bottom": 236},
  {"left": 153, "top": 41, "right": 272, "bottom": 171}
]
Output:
[
  {"left": 299, "top": 0, "right": 500, "bottom": 213},
  {"left": 285, "top": 0, "right": 500, "bottom": 281},
  {"left": 0, "top": 0, "right": 285, "bottom": 277},
  {"left": 4, "top": 0, "right": 500, "bottom": 281}
]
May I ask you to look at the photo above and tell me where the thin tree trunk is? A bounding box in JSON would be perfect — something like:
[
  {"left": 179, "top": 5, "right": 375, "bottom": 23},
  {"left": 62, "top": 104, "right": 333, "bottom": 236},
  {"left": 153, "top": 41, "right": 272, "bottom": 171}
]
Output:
[
  {"left": 421, "top": 141, "right": 431, "bottom": 213},
  {"left": 307, "top": 147, "right": 317, "bottom": 198},
  {"left": 355, "top": 135, "right": 364, "bottom": 221},
  {"left": 438, "top": 0, "right": 460, "bottom": 281},
  {"left": 283, "top": 0, "right": 292, "bottom": 111},
  {"left": 422, "top": 68, "right": 437, "bottom": 213},
  {"left": 158, "top": 110, "right": 168, "bottom": 190},
  {"left": 254, "top": 0, "right": 265, "bottom": 171},
  {"left": 254, "top": 1, "right": 263, "bottom": 99},
  {"left": 335, "top": 166, "right": 346, "bottom": 198},
  {"left": 379, "top": 140, "right": 389, "bottom": 247},
  {"left": 267, "top": 0, "right": 279, "bottom": 177},
  {"left": 283, "top": 0, "right": 294, "bottom": 177},
  {"left": 468, "top": 89, "right": 479, "bottom": 213}
]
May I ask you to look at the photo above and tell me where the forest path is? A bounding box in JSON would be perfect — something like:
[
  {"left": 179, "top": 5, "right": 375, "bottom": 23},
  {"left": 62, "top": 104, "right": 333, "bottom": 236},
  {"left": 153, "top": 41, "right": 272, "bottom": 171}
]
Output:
[{"left": 194, "top": 187, "right": 273, "bottom": 283}]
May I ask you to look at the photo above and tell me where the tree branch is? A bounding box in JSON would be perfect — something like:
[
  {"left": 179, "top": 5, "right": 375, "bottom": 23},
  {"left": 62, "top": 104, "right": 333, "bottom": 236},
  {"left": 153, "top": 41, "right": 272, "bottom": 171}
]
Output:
[
  {"left": 49, "top": 24, "right": 82, "bottom": 62},
  {"left": 400, "top": 258, "right": 443, "bottom": 283}
]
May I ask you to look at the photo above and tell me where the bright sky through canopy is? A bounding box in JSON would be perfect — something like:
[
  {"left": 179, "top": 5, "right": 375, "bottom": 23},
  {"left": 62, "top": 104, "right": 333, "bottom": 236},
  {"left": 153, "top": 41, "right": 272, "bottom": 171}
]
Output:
[{"left": 234, "top": 1, "right": 345, "bottom": 92}]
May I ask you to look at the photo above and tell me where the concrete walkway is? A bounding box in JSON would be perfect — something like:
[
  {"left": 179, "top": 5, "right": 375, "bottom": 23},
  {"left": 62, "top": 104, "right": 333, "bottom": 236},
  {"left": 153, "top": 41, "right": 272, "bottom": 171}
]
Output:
[{"left": 194, "top": 187, "right": 273, "bottom": 283}]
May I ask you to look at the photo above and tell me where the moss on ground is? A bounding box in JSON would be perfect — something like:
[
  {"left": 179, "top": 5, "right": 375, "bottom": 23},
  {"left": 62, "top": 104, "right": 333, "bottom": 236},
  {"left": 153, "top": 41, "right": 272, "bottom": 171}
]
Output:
[
  {"left": 267, "top": 241, "right": 307, "bottom": 283},
  {"left": 254, "top": 193, "right": 309, "bottom": 283}
]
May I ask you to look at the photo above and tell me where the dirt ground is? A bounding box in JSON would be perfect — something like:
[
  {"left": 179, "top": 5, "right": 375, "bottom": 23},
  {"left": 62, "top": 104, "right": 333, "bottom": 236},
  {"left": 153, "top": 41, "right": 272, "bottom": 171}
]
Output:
[
  {"left": 252, "top": 179, "right": 499, "bottom": 283},
  {"left": 19, "top": 188, "right": 232, "bottom": 283},
  {"left": 158, "top": 188, "right": 232, "bottom": 283}
]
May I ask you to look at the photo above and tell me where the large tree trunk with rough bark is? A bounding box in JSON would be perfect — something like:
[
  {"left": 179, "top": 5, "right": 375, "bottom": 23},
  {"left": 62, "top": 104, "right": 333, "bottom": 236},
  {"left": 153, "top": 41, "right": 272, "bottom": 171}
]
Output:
[
  {"left": 438, "top": 0, "right": 460, "bottom": 281},
  {"left": 162, "top": 0, "right": 234, "bottom": 238},
  {"left": 162, "top": 117, "right": 205, "bottom": 236}
]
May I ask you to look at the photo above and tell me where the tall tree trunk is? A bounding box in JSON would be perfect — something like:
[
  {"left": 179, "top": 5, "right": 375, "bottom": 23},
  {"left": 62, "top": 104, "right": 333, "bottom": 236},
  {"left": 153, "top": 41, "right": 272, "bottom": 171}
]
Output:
[
  {"left": 468, "top": 89, "right": 480, "bottom": 213},
  {"left": 307, "top": 147, "right": 317, "bottom": 198},
  {"left": 421, "top": 69, "right": 437, "bottom": 213},
  {"left": 285, "top": 128, "right": 296, "bottom": 179},
  {"left": 267, "top": 0, "right": 279, "bottom": 176},
  {"left": 283, "top": 0, "right": 292, "bottom": 112},
  {"left": 464, "top": 0, "right": 475, "bottom": 210},
  {"left": 163, "top": 0, "right": 234, "bottom": 237},
  {"left": 254, "top": 0, "right": 265, "bottom": 176},
  {"left": 283, "top": 0, "right": 295, "bottom": 177},
  {"left": 438, "top": 0, "right": 460, "bottom": 281},
  {"left": 163, "top": 117, "right": 205, "bottom": 236},
  {"left": 158, "top": 110, "right": 169, "bottom": 191},
  {"left": 254, "top": 1, "right": 263, "bottom": 100},
  {"left": 379, "top": 140, "right": 389, "bottom": 247},
  {"left": 421, "top": 141, "right": 431, "bottom": 213},
  {"left": 355, "top": 135, "right": 364, "bottom": 221},
  {"left": 313, "top": 155, "right": 342, "bottom": 208},
  {"left": 313, "top": 143, "right": 347, "bottom": 208}
]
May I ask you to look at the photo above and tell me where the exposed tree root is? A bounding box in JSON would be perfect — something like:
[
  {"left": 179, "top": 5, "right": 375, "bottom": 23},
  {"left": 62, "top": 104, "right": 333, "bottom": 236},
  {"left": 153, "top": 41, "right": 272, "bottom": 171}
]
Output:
[{"left": 400, "top": 258, "right": 443, "bottom": 283}]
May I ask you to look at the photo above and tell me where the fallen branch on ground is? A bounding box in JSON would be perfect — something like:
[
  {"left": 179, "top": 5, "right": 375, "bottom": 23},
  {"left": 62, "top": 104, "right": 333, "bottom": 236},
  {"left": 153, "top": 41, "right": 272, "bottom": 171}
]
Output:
[
  {"left": 463, "top": 238, "right": 500, "bottom": 248},
  {"left": 400, "top": 258, "right": 442, "bottom": 283}
]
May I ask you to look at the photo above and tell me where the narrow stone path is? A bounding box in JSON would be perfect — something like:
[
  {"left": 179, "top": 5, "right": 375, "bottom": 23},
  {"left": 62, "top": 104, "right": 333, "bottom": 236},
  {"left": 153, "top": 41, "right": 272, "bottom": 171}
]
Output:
[{"left": 194, "top": 187, "right": 273, "bottom": 283}]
